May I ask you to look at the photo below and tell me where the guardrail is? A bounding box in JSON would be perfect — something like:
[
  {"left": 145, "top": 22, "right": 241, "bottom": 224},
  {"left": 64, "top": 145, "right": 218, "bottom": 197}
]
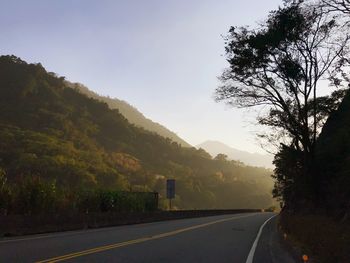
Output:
[{"left": 0, "top": 209, "right": 263, "bottom": 237}]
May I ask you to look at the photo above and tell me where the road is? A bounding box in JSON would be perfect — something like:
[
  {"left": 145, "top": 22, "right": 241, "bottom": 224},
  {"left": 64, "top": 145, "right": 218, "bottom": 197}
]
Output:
[{"left": 0, "top": 212, "right": 296, "bottom": 263}]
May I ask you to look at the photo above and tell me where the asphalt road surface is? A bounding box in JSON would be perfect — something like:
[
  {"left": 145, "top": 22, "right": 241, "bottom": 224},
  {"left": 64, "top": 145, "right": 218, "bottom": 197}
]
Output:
[{"left": 0, "top": 212, "right": 296, "bottom": 263}]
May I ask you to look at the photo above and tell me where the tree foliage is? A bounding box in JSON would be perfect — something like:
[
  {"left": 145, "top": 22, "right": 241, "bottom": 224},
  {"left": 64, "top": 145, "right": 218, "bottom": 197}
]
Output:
[
  {"left": 216, "top": 0, "right": 350, "bottom": 211},
  {"left": 217, "top": 1, "right": 349, "bottom": 155},
  {"left": 321, "top": 0, "right": 350, "bottom": 14}
]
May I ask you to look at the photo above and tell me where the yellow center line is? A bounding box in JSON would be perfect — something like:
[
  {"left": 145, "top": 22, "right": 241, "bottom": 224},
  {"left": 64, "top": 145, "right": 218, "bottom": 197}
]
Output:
[{"left": 36, "top": 213, "right": 256, "bottom": 263}]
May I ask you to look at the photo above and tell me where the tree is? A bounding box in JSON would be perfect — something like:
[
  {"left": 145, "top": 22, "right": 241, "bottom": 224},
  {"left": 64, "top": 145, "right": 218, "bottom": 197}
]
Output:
[
  {"left": 214, "top": 153, "right": 229, "bottom": 162},
  {"left": 216, "top": 1, "right": 349, "bottom": 165},
  {"left": 321, "top": 0, "right": 350, "bottom": 14},
  {"left": 319, "top": 0, "right": 350, "bottom": 80},
  {"left": 216, "top": 1, "right": 350, "bottom": 209},
  {"left": 0, "top": 168, "right": 10, "bottom": 214}
]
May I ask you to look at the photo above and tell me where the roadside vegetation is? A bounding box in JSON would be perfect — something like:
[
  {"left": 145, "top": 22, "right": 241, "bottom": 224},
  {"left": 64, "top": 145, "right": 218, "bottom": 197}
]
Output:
[
  {"left": 0, "top": 171, "right": 158, "bottom": 215},
  {"left": 217, "top": 0, "right": 350, "bottom": 261}
]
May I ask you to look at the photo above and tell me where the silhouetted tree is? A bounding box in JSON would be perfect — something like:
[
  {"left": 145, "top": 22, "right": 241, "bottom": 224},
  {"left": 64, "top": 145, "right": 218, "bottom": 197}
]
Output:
[
  {"left": 217, "top": 2, "right": 349, "bottom": 156},
  {"left": 321, "top": 0, "right": 350, "bottom": 14},
  {"left": 216, "top": 1, "right": 350, "bottom": 208},
  {"left": 318, "top": 0, "right": 350, "bottom": 83}
]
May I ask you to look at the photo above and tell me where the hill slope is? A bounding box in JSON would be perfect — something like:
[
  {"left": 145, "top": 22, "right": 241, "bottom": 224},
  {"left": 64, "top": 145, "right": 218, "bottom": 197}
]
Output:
[
  {"left": 0, "top": 55, "right": 275, "bottom": 210},
  {"left": 197, "top": 140, "right": 274, "bottom": 168},
  {"left": 315, "top": 89, "right": 350, "bottom": 214},
  {"left": 67, "top": 82, "right": 191, "bottom": 147}
]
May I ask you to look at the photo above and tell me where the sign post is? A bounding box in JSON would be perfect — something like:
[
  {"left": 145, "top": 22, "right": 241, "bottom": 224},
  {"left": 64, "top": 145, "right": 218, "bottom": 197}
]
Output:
[{"left": 166, "top": 179, "right": 175, "bottom": 210}]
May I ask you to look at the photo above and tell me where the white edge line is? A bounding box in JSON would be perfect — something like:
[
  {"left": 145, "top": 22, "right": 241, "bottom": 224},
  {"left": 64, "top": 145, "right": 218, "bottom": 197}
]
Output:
[{"left": 245, "top": 214, "right": 278, "bottom": 263}]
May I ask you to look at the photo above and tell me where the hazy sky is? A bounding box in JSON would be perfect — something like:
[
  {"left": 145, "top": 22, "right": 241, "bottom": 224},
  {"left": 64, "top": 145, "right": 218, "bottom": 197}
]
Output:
[{"left": 0, "top": 0, "right": 283, "bottom": 153}]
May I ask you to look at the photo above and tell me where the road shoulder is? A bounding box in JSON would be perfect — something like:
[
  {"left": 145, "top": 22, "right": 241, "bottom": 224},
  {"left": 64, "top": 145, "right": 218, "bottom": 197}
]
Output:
[{"left": 253, "top": 215, "right": 297, "bottom": 263}]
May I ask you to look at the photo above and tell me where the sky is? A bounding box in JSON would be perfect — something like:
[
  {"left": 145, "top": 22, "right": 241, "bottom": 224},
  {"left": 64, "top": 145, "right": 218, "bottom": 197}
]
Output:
[{"left": 0, "top": 0, "right": 283, "bottom": 154}]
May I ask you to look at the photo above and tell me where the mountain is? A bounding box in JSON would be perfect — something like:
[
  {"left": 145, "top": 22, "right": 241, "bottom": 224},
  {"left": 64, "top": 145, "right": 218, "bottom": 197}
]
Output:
[
  {"left": 66, "top": 82, "right": 191, "bottom": 147},
  {"left": 197, "top": 141, "right": 274, "bottom": 168},
  {"left": 0, "top": 55, "right": 276, "bottom": 211}
]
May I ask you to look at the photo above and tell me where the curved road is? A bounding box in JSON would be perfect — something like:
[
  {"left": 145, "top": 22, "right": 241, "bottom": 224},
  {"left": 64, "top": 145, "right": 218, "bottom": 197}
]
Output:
[{"left": 0, "top": 212, "right": 295, "bottom": 262}]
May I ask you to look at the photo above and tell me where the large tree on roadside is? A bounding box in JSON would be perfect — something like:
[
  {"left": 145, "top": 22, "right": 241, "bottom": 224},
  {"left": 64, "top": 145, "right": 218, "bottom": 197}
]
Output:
[
  {"left": 216, "top": 1, "right": 350, "bottom": 208},
  {"left": 216, "top": 1, "right": 349, "bottom": 159}
]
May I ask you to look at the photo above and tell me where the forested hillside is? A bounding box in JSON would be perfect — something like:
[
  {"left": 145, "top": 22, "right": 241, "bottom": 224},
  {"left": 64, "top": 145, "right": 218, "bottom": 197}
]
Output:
[
  {"left": 67, "top": 82, "right": 191, "bottom": 147},
  {"left": 315, "top": 90, "right": 350, "bottom": 214},
  {"left": 0, "top": 55, "right": 275, "bottom": 212}
]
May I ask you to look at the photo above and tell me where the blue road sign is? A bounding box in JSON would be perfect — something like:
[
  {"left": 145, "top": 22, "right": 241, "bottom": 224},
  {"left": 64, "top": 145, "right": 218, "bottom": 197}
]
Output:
[{"left": 166, "top": 179, "right": 175, "bottom": 199}]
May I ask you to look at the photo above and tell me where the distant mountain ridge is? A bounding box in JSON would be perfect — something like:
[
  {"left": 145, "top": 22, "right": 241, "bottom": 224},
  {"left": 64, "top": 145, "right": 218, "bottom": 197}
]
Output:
[
  {"left": 68, "top": 82, "right": 191, "bottom": 147},
  {"left": 197, "top": 140, "right": 274, "bottom": 168}
]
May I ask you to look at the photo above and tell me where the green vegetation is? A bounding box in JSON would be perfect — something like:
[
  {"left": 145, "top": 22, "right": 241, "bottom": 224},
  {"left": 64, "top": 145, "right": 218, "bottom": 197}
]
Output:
[
  {"left": 0, "top": 167, "right": 158, "bottom": 215},
  {"left": 0, "top": 55, "right": 275, "bottom": 214}
]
